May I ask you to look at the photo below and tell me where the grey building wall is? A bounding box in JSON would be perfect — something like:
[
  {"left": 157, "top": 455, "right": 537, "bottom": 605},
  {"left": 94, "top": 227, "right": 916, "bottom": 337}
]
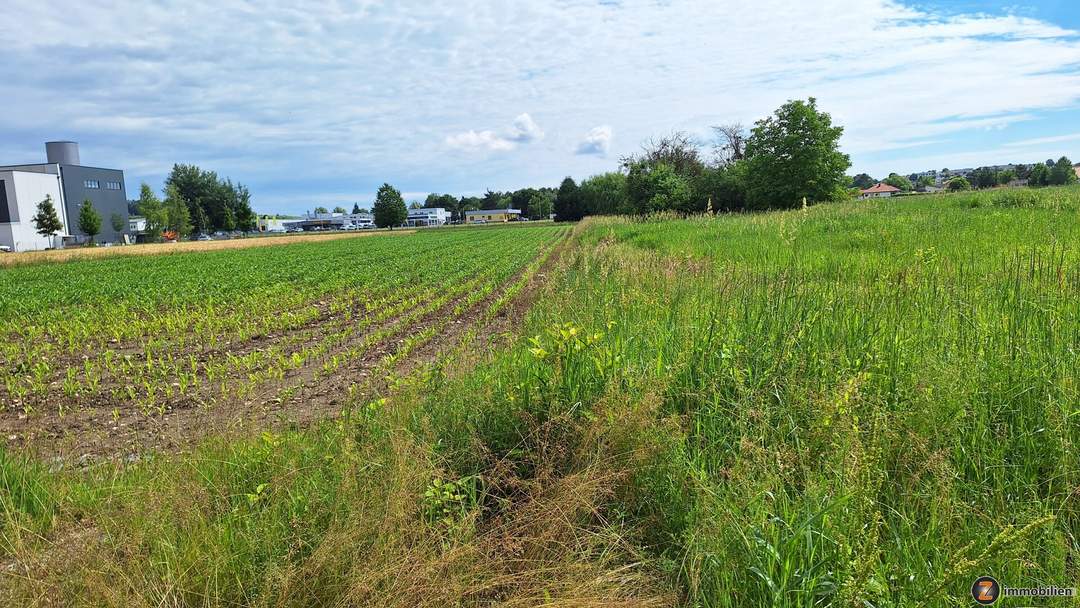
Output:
[{"left": 59, "top": 165, "right": 128, "bottom": 243}]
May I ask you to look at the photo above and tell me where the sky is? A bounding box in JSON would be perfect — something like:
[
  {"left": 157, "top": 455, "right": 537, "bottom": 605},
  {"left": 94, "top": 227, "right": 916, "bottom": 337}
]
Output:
[{"left": 2, "top": 0, "right": 1080, "bottom": 214}]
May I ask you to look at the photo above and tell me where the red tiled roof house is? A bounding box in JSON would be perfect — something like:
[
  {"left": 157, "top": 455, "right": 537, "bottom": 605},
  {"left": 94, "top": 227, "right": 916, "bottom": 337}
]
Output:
[{"left": 859, "top": 183, "right": 902, "bottom": 200}]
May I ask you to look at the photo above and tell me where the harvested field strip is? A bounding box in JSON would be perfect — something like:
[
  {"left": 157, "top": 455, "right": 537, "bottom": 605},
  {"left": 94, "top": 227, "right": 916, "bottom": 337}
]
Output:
[{"left": 0, "top": 229, "right": 417, "bottom": 268}]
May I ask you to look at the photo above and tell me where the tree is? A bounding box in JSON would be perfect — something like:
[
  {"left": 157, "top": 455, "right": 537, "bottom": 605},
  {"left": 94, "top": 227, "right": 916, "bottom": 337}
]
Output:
[
  {"left": 621, "top": 131, "right": 704, "bottom": 178},
  {"left": 1049, "top": 156, "right": 1077, "bottom": 186},
  {"left": 916, "top": 175, "right": 936, "bottom": 190},
  {"left": 946, "top": 176, "right": 972, "bottom": 192},
  {"left": 743, "top": 98, "right": 851, "bottom": 210},
  {"left": 164, "top": 184, "right": 193, "bottom": 238},
  {"left": 373, "top": 183, "right": 407, "bottom": 229},
  {"left": 553, "top": 177, "right": 584, "bottom": 222},
  {"left": 526, "top": 190, "right": 555, "bottom": 220},
  {"left": 77, "top": 199, "right": 102, "bottom": 245},
  {"left": 313, "top": 206, "right": 329, "bottom": 215},
  {"left": 972, "top": 167, "right": 998, "bottom": 189},
  {"left": 695, "top": 162, "right": 748, "bottom": 212},
  {"left": 625, "top": 162, "right": 694, "bottom": 214},
  {"left": 31, "top": 195, "right": 64, "bottom": 247},
  {"left": 408, "top": 201, "right": 422, "bottom": 209},
  {"left": 110, "top": 213, "right": 125, "bottom": 235},
  {"left": 352, "top": 203, "right": 362, "bottom": 214},
  {"left": 851, "top": 173, "right": 876, "bottom": 189},
  {"left": 1029, "top": 163, "right": 1051, "bottom": 187},
  {"left": 165, "top": 164, "right": 256, "bottom": 233},
  {"left": 333, "top": 206, "right": 347, "bottom": 214},
  {"left": 711, "top": 123, "right": 747, "bottom": 167},
  {"left": 136, "top": 183, "right": 166, "bottom": 242},
  {"left": 883, "top": 173, "right": 913, "bottom": 192},
  {"left": 578, "top": 172, "right": 626, "bottom": 216}
]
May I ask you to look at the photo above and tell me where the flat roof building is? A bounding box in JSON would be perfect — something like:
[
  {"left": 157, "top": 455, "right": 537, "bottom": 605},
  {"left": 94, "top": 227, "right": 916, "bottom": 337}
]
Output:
[
  {"left": 406, "top": 207, "right": 448, "bottom": 227},
  {"left": 465, "top": 208, "right": 521, "bottom": 223},
  {"left": 0, "top": 142, "right": 128, "bottom": 251}
]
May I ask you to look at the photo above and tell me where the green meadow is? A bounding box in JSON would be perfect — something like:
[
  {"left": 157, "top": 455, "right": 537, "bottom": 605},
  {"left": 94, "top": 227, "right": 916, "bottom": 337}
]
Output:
[{"left": 2, "top": 187, "right": 1078, "bottom": 606}]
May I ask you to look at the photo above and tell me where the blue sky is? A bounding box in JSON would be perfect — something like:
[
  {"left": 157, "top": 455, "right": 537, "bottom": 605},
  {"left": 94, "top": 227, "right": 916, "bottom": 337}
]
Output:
[{"left": 2, "top": 0, "right": 1079, "bottom": 214}]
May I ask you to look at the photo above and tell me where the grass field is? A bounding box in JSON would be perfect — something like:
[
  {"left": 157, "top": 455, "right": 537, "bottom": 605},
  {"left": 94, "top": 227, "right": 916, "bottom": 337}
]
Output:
[{"left": 1, "top": 189, "right": 1078, "bottom": 606}]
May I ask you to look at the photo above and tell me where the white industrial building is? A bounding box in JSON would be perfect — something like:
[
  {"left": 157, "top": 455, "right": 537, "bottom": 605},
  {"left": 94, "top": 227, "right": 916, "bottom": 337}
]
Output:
[
  {"left": 1, "top": 141, "right": 128, "bottom": 252},
  {"left": 0, "top": 169, "right": 67, "bottom": 252},
  {"left": 406, "top": 207, "right": 448, "bottom": 227}
]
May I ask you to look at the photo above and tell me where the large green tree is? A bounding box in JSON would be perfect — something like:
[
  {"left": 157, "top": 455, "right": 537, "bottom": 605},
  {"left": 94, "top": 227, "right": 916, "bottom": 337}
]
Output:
[
  {"left": 851, "top": 173, "right": 876, "bottom": 189},
  {"left": 165, "top": 164, "right": 256, "bottom": 232},
  {"left": 743, "top": 98, "right": 851, "bottom": 210},
  {"left": 1049, "top": 157, "right": 1077, "bottom": 186},
  {"left": 883, "top": 173, "right": 913, "bottom": 192},
  {"left": 77, "top": 199, "right": 102, "bottom": 245},
  {"left": 553, "top": 177, "right": 584, "bottom": 222},
  {"left": 578, "top": 173, "right": 627, "bottom": 216},
  {"left": 1029, "top": 163, "right": 1051, "bottom": 187},
  {"left": 136, "top": 183, "right": 167, "bottom": 242},
  {"left": 373, "top": 183, "right": 407, "bottom": 229},
  {"left": 31, "top": 195, "right": 64, "bottom": 247},
  {"left": 164, "top": 184, "right": 193, "bottom": 238},
  {"left": 625, "top": 162, "right": 694, "bottom": 214}
]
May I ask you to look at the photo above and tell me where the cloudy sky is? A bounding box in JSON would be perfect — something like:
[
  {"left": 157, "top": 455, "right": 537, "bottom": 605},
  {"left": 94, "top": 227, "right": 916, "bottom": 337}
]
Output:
[{"left": 2, "top": 0, "right": 1080, "bottom": 214}]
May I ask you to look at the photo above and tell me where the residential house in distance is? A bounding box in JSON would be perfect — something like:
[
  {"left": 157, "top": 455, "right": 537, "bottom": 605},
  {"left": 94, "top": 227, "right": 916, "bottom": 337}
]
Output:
[
  {"left": 466, "top": 208, "right": 522, "bottom": 223},
  {"left": 1074, "top": 163, "right": 1080, "bottom": 180},
  {"left": 1, "top": 141, "right": 128, "bottom": 252},
  {"left": 859, "top": 183, "right": 902, "bottom": 199},
  {"left": 406, "top": 207, "right": 448, "bottom": 227}
]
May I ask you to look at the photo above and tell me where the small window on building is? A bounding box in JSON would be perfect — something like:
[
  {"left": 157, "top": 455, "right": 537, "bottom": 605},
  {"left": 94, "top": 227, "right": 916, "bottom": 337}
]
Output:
[
  {"left": 84, "top": 179, "right": 100, "bottom": 189},
  {"left": 106, "top": 181, "right": 122, "bottom": 190}
]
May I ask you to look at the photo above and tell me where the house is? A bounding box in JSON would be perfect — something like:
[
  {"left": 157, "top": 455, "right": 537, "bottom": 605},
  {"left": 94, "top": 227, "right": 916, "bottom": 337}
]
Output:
[
  {"left": 1, "top": 142, "right": 128, "bottom": 251},
  {"left": 859, "top": 183, "right": 902, "bottom": 199},
  {"left": 465, "top": 208, "right": 522, "bottom": 223},
  {"left": 406, "top": 207, "right": 448, "bottom": 227},
  {"left": 1074, "top": 163, "right": 1080, "bottom": 180}
]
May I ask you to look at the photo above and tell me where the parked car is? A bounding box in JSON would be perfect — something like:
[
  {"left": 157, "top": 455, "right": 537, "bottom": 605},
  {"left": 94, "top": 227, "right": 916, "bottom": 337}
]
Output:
[
  {"left": 196, "top": 234, "right": 212, "bottom": 241},
  {"left": 0, "top": 245, "right": 11, "bottom": 253}
]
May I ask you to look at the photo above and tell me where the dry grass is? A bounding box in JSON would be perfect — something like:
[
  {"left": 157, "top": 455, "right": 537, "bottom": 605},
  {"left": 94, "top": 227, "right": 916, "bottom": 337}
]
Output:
[{"left": 0, "top": 230, "right": 415, "bottom": 267}]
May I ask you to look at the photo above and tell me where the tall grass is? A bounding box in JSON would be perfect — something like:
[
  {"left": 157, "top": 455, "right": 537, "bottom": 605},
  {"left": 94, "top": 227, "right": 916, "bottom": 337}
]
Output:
[{"left": 1, "top": 189, "right": 1077, "bottom": 606}]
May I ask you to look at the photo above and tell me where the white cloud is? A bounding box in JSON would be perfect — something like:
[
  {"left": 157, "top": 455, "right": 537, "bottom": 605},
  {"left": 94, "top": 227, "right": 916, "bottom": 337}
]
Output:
[
  {"left": 1, "top": 0, "right": 1079, "bottom": 213},
  {"left": 445, "top": 113, "right": 543, "bottom": 152},
  {"left": 445, "top": 130, "right": 516, "bottom": 152},
  {"left": 1003, "top": 132, "right": 1080, "bottom": 148},
  {"left": 576, "top": 125, "right": 613, "bottom": 156},
  {"left": 508, "top": 113, "right": 544, "bottom": 142}
]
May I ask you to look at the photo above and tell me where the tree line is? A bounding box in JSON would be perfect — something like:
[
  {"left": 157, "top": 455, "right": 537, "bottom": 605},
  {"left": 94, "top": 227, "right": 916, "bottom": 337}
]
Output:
[
  {"left": 134, "top": 164, "right": 256, "bottom": 240},
  {"left": 551, "top": 98, "right": 851, "bottom": 221},
  {"left": 853, "top": 156, "right": 1077, "bottom": 194}
]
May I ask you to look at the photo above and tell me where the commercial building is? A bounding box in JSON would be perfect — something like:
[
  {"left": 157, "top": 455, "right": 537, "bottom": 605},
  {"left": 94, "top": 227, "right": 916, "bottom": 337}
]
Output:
[
  {"left": 465, "top": 208, "right": 522, "bottom": 224},
  {"left": 406, "top": 207, "right": 448, "bottom": 227},
  {"left": 283, "top": 211, "right": 375, "bottom": 231},
  {"left": 0, "top": 142, "right": 128, "bottom": 251}
]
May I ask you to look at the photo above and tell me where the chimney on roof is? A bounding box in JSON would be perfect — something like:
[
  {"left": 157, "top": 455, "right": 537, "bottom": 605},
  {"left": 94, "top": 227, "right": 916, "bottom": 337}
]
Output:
[{"left": 45, "top": 141, "right": 80, "bottom": 165}]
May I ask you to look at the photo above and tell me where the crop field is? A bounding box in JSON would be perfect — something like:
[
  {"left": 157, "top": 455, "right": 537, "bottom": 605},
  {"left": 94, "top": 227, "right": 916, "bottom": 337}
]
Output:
[
  {"left": 1, "top": 189, "right": 1078, "bottom": 607},
  {"left": 0, "top": 224, "right": 566, "bottom": 457}
]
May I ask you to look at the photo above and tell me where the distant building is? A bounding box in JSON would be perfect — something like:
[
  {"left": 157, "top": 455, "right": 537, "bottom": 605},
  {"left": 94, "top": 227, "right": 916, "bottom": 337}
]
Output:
[
  {"left": 465, "top": 208, "right": 522, "bottom": 223},
  {"left": 406, "top": 207, "right": 448, "bottom": 227},
  {"left": 1074, "top": 163, "right": 1080, "bottom": 180},
  {"left": 283, "top": 211, "right": 374, "bottom": 231},
  {"left": 1, "top": 142, "right": 128, "bottom": 252},
  {"left": 859, "top": 183, "right": 902, "bottom": 199},
  {"left": 256, "top": 217, "right": 293, "bottom": 233}
]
